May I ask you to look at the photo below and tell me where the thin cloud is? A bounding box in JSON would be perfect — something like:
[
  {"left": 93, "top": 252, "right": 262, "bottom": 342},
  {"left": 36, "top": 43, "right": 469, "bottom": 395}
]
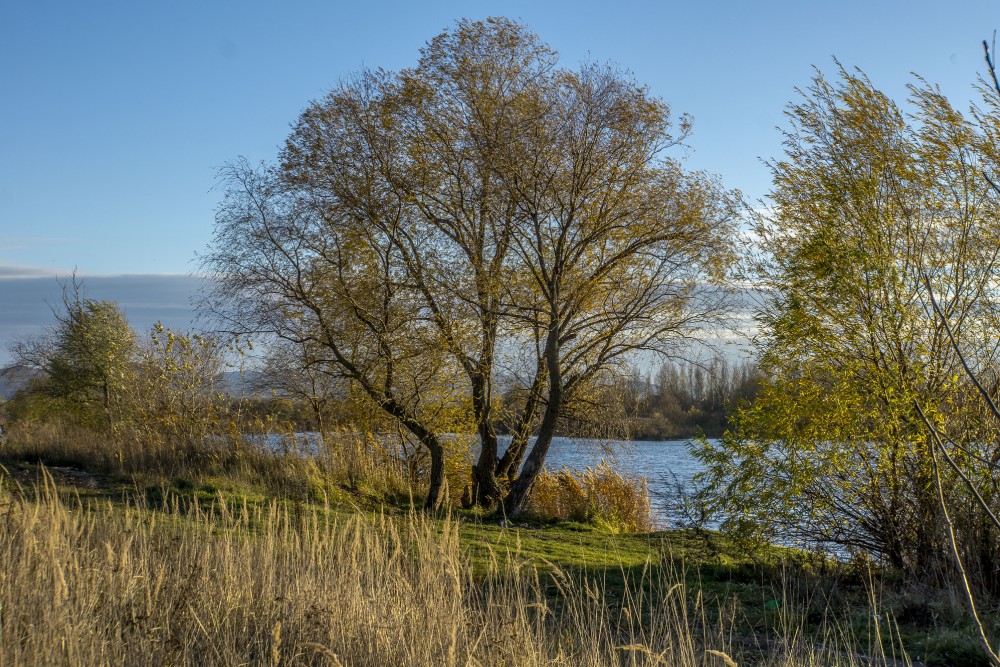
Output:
[
  {"left": 0, "top": 237, "right": 73, "bottom": 252},
  {"left": 0, "top": 273, "right": 208, "bottom": 366},
  {"left": 0, "top": 263, "right": 67, "bottom": 279},
  {"left": 0, "top": 236, "right": 73, "bottom": 243}
]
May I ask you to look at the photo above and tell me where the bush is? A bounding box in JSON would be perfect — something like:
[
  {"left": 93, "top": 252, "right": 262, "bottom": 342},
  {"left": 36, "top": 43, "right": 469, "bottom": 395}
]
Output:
[{"left": 526, "top": 461, "right": 654, "bottom": 532}]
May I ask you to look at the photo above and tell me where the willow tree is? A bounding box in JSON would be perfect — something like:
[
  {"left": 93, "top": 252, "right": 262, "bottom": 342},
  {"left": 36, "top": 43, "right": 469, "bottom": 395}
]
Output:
[
  {"left": 208, "top": 18, "right": 738, "bottom": 512},
  {"left": 695, "top": 65, "right": 1000, "bottom": 579},
  {"left": 281, "top": 18, "right": 555, "bottom": 506}
]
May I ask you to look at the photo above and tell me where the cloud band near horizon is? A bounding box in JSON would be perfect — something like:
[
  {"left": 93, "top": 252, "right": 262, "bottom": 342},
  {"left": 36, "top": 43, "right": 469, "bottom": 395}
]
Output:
[{"left": 0, "top": 272, "right": 207, "bottom": 366}]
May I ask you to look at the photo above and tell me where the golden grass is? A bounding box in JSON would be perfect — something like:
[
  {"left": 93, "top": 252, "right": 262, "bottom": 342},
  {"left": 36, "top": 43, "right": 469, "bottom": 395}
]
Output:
[
  {"left": 0, "top": 470, "right": 889, "bottom": 666},
  {"left": 528, "top": 462, "right": 655, "bottom": 533},
  {"left": 1, "top": 421, "right": 415, "bottom": 505},
  {"left": 279, "top": 428, "right": 415, "bottom": 501}
]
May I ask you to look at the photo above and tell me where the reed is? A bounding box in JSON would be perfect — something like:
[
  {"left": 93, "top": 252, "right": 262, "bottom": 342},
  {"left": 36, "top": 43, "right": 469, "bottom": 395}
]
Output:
[
  {"left": 0, "top": 469, "right": 889, "bottom": 666},
  {"left": 527, "top": 462, "right": 655, "bottom": 533},
  {"left": 0, "top": 421, "right": 415, "bottom": 505}
]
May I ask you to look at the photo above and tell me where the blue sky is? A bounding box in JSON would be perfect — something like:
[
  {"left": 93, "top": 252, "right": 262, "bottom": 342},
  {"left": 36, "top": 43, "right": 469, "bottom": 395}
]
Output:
[{"left": 1, "top": 0, "right": 997, "bottom": 361}]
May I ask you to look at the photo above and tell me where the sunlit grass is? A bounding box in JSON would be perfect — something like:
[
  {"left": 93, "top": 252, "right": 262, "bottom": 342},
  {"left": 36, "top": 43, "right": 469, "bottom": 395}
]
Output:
[
  {"left": 526, "top": 462, "right": 655, "bottom": 533},
  {"left": 0, "top": 467, "right": 913, "bottom": 666},
  {"left": 2, "top": 421, "right": 988, "bottom": 665}
]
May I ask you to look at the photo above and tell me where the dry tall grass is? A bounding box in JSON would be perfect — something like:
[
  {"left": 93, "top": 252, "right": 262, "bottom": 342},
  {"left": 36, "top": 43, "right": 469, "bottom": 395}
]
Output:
[
  {"left": 271, "top": 428, "right": 415, "bottom": 501},
  {"left": 528, "top": 462, "right": 655, "bottom": 533},
  {"left": 0, "top": 469, "right": 891, "bottom": 666},
  {"left": 0, "top": 421, "right": 415, "bottom": 504}
]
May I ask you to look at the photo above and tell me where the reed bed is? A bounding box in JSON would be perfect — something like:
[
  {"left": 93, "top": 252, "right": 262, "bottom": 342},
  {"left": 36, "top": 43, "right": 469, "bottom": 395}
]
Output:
[
  {"left": 527, "top": 463, "right": 655, "bottom": 533},
  {"left": 0, "top": 421, "right": 414, "bottom": 506},
  {"left": 0, "top": 469, "right": 898, "bottom": 666}
]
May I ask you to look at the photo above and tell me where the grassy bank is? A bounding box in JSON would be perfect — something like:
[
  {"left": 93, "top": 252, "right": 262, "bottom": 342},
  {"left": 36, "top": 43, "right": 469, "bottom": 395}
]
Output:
[
  {"left": 0, "top": 466, "right": 888, "bottom": 667},
  {"left": 0, "top": 424, "right": 994, "bottom": 665}
]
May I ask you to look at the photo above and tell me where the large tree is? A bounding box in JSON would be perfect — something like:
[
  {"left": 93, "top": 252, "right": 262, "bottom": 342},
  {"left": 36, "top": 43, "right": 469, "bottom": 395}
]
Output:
[
  {"left": 281, "top": 18, "right": 555, "bottom": 506},
  {"left": 207, "top": 18, "right": 737, "bottom": 513}
]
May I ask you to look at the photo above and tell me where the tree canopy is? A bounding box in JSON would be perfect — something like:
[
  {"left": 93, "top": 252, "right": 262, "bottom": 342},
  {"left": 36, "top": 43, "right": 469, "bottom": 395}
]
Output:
[
  {"left": 10, "top": 279, "right": 136, "bottom": 425},
  {"left": 206, "top": 17, "right": 738, "bottom": 512}
]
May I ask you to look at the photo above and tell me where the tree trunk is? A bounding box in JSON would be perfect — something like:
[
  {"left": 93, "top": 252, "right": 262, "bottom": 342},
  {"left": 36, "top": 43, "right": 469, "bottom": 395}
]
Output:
[
  {"left": 501, "top": 436, "right": 549, "bottom": 517},
  {"left": 313, "top": 402, "right": 328, "bottom": 448},
  {"left": 102, "top": 377, "right": 113, "bottom": 429},
  {"left": 912, "top": 457, "right": 943, "bottom": 578},
  {"left": 425, "top": 435, "right": 446, "bottom": 510},
  {"left": 496, "top": 361, "right": 545, "bottom": 481},
  {"left": 501, "top": 328, "right": 563, "bottom": 518},
  {"left": 471, "top": 426, "right": 502, "bottom": 506},
  {"left": 355, "top": 385, "right": 446, "bottom": 511},
  {"left": 470, "top": 374, "right": 503, "bottom": 506},
  {"left": 496, "top": 432, "right": 529, "bottom": 481}
]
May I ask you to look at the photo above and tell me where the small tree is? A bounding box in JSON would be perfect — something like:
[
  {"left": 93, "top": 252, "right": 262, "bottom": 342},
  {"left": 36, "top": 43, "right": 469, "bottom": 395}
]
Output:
[
  {"left": 10, "top": 277, "right": 136, "bottom": 426},
  {"left": 124, "top": 323, "right": 227, "bottom": 455}
]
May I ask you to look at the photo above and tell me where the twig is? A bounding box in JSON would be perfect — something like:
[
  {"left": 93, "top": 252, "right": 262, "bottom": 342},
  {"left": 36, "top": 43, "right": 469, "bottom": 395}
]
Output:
[{"left": 922, "top": 276, "right": 1000, "bottom": 423}]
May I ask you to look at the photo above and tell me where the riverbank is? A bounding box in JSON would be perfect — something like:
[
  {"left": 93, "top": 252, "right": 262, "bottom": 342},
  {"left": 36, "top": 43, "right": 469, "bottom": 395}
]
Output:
[{"left": 0, "top": 458, "right": 991, "bottom": 666}]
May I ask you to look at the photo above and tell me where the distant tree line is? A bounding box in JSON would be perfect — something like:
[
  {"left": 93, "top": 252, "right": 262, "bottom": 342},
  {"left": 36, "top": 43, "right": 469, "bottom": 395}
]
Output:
[
  {"left": 620, "top": 357, "right": 760, "bottom": 439},
  {"left": 489, "top": 356, "right": 758, "bottom": 441}
]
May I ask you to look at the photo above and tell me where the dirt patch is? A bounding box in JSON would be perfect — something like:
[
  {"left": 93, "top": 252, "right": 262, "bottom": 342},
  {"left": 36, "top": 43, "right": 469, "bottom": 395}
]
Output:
[{"left": 0, "top": 462, "right": 103, "bottom": 490}]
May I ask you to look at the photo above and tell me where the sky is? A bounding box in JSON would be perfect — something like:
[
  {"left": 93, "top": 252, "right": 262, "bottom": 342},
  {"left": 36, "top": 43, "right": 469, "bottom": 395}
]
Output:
[{"left": 1, "top": 0, "right": 997, "bottom": 363}]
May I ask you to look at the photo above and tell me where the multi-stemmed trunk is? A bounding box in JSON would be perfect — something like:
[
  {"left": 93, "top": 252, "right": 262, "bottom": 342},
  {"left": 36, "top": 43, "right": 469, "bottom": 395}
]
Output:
[
  {"left": 496, "top": 359, "right": 545, "bottom": 480},
  {"left": 501, "top": 323, "right": 562, "bottom": 517}
]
